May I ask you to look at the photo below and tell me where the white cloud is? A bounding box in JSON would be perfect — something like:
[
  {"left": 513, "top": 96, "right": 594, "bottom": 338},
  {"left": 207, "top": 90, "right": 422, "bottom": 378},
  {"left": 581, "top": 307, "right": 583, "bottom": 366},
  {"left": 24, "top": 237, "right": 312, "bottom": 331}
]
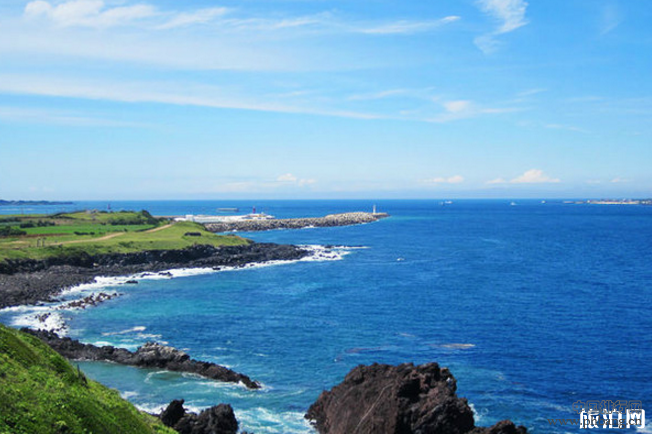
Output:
[
  {"left": 476, "top": 0, "right": 528, "bottom": 33},
  {"left": 0, "top": 73, "right": 386, "bottom": 120},
  {"left": 430, "top": 99, "right": 518, "bottom": 122},
  {"left": 510, "top": 169, "right": 560, "bottom": 184},
  {"left": 611, "top": 177, "right": 630, "bottom": 183},
  {"left": 276, "top": 173, "right": 316, "bottom": 187},
  {"left": 25, "top": 0, "right": 157, "bottom": 28},
  {"left": 23, "top": 1, "right": 459, "bottom": 38},
  {"left": 443, "top": 100, "right": 471, "bottom": 113},
  {"left": 299, "top": 178, "right": 317, "bottom": 187},
  {"left": 277, "top": 173, "right": 298, "bottom": 182},
  {"left": 425, "top": 175, "right": 465, "bottom": 184},
  {"left": 486, "top": 169, "right": 560, "bottom": 185},
  {"left": 474, "top": 0, "right": 528, "bottom": 53}
]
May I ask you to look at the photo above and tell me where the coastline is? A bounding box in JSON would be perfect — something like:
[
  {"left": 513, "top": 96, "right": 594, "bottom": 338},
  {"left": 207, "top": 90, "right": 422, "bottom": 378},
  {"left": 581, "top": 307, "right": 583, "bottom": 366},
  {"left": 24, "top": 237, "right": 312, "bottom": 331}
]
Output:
[
  {"left": 0, "top": 243, "right": 350, "bottom": 335},
  {"left": 0, "top": 242, "right": 310, "bottom": 310}
]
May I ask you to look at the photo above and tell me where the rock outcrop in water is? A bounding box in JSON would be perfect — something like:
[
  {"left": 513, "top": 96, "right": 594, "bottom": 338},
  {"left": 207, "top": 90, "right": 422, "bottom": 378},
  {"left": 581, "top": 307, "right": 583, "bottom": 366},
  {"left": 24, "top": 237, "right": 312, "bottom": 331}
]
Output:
[
  {"left": 23, "top": 329, "right": 261, "bottom": 389},
  {"left": 160, "top": 399, "right": 239, "bottom": 434},
  {"left": 305, "top": 362, "right": 527, "bottom": 434},
  {"left": 204, "top": 212, "right": 389, "bottom": 233},
  {"left": 0, "top": 243, "right": 309, "bottom": 308}
]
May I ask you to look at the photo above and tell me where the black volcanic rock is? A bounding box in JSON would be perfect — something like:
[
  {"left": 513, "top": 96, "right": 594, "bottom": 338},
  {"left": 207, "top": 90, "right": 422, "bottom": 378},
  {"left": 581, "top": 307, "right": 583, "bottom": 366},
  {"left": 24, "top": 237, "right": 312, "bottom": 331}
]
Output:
[
  {"left": 23, "top": 329, "right": 261, "bottom": 389},
  {"left": 161, "top": 399, "right": 187, "bottom": 427},
  {"left": 306, "top": 362, "right": 527, "bottom": 434},
  {"left": 161, "top": 400, "right": 239, "bottom": 434},
  {"left": 0, "top": 243, "right": 310, "bottom": 308}
]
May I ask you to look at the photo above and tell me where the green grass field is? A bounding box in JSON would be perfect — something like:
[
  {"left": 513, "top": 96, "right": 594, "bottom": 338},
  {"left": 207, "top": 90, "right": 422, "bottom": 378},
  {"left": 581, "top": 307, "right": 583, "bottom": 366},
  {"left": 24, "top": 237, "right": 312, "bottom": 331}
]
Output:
[
  {"left": 0, "top": 210, "right": 249, "bottom": 261},
  {"left": 0, "top": 324, "right": 176, "bottom": 434}
]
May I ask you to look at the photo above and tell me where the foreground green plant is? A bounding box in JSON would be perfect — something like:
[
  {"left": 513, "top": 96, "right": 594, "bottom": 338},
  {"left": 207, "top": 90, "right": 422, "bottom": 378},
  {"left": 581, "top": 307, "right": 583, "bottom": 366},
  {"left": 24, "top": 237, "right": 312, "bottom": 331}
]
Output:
[{"left": 0, "top": 324, "right": 176, "bottom": 434}]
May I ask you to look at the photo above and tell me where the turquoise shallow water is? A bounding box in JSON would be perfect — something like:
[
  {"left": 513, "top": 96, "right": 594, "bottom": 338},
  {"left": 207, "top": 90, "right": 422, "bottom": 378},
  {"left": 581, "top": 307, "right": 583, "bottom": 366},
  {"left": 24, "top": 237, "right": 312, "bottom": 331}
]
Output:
[{"left": 1, "top": 200, "right": 651, "bottom": 433}]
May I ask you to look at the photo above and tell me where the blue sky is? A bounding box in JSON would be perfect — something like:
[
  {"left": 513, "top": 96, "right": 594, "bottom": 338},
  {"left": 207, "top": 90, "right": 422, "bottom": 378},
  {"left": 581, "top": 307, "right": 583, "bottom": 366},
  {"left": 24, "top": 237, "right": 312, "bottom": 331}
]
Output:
[{"left": 1, "top": 0, "right": 651, "bottom": 199}]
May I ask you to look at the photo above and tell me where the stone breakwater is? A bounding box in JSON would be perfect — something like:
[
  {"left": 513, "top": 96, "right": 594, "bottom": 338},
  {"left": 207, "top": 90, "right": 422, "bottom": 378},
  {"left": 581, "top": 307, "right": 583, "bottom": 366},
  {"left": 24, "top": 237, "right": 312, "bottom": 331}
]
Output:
[
  {"left": 24, "top": 329, "right": 261, "bottom": 389},
  {"left": 205, "top": 212, "right": 389, "bottom": 233}
]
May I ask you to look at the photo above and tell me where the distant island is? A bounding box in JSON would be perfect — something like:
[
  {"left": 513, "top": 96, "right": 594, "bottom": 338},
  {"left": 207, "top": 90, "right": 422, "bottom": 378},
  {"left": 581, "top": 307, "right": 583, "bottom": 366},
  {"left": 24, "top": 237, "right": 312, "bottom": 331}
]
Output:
[
  {"left": 565, "top": 199, "right": 652, "bottom": 205},
  {"left": 0, "top": 199, "right": 74, "bottom": 206}
]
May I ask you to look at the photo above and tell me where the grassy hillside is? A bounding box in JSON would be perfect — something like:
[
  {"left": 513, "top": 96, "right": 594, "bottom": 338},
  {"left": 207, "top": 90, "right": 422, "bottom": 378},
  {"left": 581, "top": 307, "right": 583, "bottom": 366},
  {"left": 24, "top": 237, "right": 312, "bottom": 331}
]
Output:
[
  {"left": 0, "top": 324, "right": 175, "bottom": 434},
  {"left": 0, "top": 210, "right": 249, "bottom": 261}
]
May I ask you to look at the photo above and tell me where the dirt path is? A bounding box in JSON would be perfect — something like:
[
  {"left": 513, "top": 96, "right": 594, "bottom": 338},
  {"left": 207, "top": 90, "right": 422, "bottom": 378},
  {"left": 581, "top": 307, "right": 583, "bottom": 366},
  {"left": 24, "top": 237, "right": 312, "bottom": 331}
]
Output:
[
  {"left": 143, "top": 223, "right": 173, "bottom": 233},
  {"left": 58, "top": 231, "right": 126, "bottom": 245},
  {"left": 4, "top": 223, "right": 174, "bottom": 248}
]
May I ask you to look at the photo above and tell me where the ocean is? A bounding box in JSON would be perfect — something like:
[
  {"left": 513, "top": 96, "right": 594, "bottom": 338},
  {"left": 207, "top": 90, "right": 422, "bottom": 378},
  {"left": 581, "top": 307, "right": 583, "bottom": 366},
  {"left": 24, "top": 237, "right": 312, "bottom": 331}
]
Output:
[{"left": 1, "top": 199, "right": 651, "bottom": 433}]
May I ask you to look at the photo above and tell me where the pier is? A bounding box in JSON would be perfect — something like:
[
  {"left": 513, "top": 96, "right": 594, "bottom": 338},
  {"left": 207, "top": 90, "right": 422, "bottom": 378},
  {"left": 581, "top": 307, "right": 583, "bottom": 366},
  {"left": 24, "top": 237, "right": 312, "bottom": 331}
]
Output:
[{"left": 203, "top": 212, "right": 389, "bottom": 233}]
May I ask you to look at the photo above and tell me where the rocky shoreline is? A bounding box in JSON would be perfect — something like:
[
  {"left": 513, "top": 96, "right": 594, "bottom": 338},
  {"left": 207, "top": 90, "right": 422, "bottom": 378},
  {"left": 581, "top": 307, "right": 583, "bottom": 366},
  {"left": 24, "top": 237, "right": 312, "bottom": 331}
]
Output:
[
  {"left": 23, "top": 329, "right": 261, "bottom": 389},
  {"left": 0, "top": 242, "right": 310, "bottom": 309},
  {"left": 204, "top": 212, "right": 389, "bottom": 233}
]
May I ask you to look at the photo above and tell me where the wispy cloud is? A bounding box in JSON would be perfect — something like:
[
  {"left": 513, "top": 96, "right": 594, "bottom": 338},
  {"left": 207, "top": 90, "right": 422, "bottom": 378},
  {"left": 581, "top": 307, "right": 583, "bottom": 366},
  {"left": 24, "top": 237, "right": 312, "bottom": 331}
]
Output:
[
  {"left": 424, "top": 175, "right": 465, "bottom": 184},
  {"left": 22, "top": 1, "right": 459, "bottom": 37},
  {"left": 25, "top": 0, "right": 157, "bottom": 28},
  {"left": 474, "top": 0, "right": 529, "bottom": 53},
  {"left": 545, "top": 123, "right": 589, "bottom": 134},
  {"left": 430, "top": 99, "right": 518, "bottom": 122},
  {"left": 487, "top": 169, "right": 560, "bottom": 184},
  {"left": 157, "top": 7, "right": 229, "bottom": 30},
  {"left": 0, "top": 105, "right": 145, "bottom": 127},
  {"left": 356, "top": 16, "right": 460, "bottom": 35},
  {"left": 611, "top": 177, "right": 630, "bottom": 183},
  {"left": 600, "top": 4, "right": 623, "bottom": 35},
  {"left": 517, "top": 88, "right": 546, "bottom": 98},
  {"left": 347, "top": 87, "right": 437, "bottom": 101},
  {"left": 0, "top": 73, "right": 385, "bottom": 120}
]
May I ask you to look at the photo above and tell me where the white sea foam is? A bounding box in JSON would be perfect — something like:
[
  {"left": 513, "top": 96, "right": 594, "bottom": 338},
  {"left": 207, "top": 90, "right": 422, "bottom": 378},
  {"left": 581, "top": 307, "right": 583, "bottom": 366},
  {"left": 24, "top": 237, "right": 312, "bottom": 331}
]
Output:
[
  {"left": 236, "top": 407, "right": 315, "bottom": 433},
  {"left": 469, "top": 403, "right": 489, "bottom": 424},
  {"left": 0, "top": 244, "right": 355, "bottom": 335},
  {"left": 134, "top": 402, "right": 167, "bottom": 415},
  {"left": 102, "top": 326, "right": 146, "bottom": 336},
  {"left": 120, "top": 391, "right": 139, "bottom": 400},
  {"left": 6, "top": 307, "right": 67, "bottom": 333},
  {"left": 90, "top": 341, "right": 115, "bottom": 347}
]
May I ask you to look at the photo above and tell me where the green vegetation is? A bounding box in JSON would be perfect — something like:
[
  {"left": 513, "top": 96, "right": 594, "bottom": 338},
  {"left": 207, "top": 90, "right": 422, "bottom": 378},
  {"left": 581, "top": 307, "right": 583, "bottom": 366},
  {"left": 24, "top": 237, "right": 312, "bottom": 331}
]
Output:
[
  {"left": 0, "top": 324, "right": 176, "bottom": 434},
  {"left": 0, "top": 210, "right": 249, "bottom": 262}
]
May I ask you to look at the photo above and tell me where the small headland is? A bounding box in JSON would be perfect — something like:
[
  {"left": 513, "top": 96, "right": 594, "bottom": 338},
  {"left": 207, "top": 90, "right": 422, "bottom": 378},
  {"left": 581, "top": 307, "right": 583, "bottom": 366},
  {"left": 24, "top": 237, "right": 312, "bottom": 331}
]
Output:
[
  {"left": 23, "top": 328, "right": 261, "bottom": 389},
  {"left": 204, "top": 211, "right": 390, "bottom": 233},
  {"left": 0, "top": 209, "right": 314, "bottom": 308}
]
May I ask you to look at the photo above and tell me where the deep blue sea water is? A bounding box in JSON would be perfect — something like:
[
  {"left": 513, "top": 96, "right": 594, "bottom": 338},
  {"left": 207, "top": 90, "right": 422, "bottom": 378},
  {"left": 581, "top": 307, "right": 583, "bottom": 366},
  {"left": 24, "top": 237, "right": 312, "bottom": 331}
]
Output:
[{"left": 1, "top": 200, "right": 651, "bottom": 433}]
